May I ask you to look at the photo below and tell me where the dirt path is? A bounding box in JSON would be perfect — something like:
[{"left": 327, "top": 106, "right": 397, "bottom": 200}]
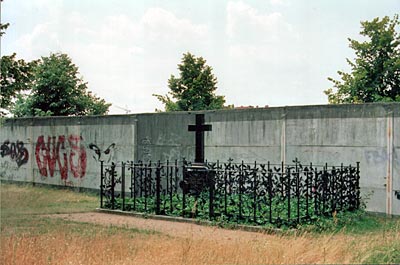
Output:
[
  {"left": 41, "top": 212, "right": 371, "bottom": 264},
  {"left": 50, "top": 212, "right": 276, "bottom": 242}
]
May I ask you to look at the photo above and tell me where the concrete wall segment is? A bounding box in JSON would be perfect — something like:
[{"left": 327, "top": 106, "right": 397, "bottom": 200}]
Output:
[{"left": 1, "top": 102, "right": 399, "bottom": 214}]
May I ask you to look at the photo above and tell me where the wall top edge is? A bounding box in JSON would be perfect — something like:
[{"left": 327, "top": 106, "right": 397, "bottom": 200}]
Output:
[{"left": 2, "top": 102, "right": 399, "bottom": 126}]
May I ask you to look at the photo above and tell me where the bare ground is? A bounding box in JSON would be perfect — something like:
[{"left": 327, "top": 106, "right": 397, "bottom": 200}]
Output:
[{"left": 49, "top": 212, "right": 279, "bottom": 242}]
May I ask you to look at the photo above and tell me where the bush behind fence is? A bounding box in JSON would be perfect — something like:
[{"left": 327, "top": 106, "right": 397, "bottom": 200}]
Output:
[{"left": 100, "top": 159, "right": 360, "bottom": 227}]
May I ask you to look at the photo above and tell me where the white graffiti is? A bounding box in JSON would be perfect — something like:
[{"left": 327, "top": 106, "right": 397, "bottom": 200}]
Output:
[
  {"left": 364, "top": 148, "right": 399, "bottom": 167},
  {"left": 141, "top": 137, "right": 152, "bottom": 162}
]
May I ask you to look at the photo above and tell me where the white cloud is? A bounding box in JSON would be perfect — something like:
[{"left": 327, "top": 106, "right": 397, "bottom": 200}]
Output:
[
  {"left": 226, "top": 1, "right": 301, "bottom": 67},
  {"left": 270, "top": 0, "right": 285, "bottom": 6},
  {"left": 226, "top": 1, "right": 292, "bottom": 42},
  {"left": 33, "top": 0, "right": 63, "bottom": 17},
  {"left": 15, "top": 10, "right": 94, "bottom": 60},
  {"left": 128, "top": 46, "right": 144, "bottom": 55},
  {"left": 222, "top": 1, "right": 312, "bottom": 108},
  {"left": 228, "top": 44, "right": 257, "bottom": 57},
  {"left": 16, "top": 7, "right": 208, "bottom": 59},
  {"left": 16, "top": 23, "right": 62, "bottom": 60},
  {"left": 12, "top": 6, "right": 210, "bottom": 113},
  {"left": 98, "top": 15, "right": 140, "bottom": 45},
  {"left": 140, "top": 7, "right": 208, "bottom": 42},
  {"left": 13, "top": 7, "right": 209, "bottom": 71}
]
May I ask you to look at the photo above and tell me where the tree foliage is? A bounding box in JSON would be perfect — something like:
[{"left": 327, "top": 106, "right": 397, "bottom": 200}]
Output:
[
  {"left": 325, "top": 15, "right": 400, "bottom": 103},
  {"left": 11, "top": 53, "right": 110, "bottom": 117},
  {"left": 0, "top": 53, "right": 37, "bottom": 115},
  {"left": 154, "top": 52, "right": 227, "bottom": 111},
  {"left": 1, "top": 21, "right": 109, "bottom": 117},
  {"left": 1, "top": 22, "right": 37, "bottom": 115},
  {"left": 0, "top": 22, "right": 10, "bottom": 37}
]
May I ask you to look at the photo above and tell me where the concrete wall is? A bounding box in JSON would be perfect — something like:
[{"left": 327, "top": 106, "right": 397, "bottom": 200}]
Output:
[
  {"left": 1, "top": 103, "right": 399, "bottom": 215},
  {"left": 0, "top": 115, "right": 137, "bottom": 190}
]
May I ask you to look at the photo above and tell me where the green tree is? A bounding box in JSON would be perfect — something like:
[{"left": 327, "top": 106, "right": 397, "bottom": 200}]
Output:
[
  {"left": 1, "top": 53, "right": 37, "bottom": 116},
  {"left": 1, "top": 21, "right": 36, "bottom": 116},
  {"left": 0, "top": 22, "right": 10, "bottom": 37},
  {"left": 325, "top": 15, "right": 400, "bottom": 103},
  {"left": 12, "top": 53, "right": 111, "bottom": 117},
  {"left": 154, "top": 52, "right": 227, "bottom": 111}
]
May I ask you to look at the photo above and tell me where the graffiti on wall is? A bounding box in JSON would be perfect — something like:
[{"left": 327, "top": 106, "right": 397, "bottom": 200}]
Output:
[
  {"left": 0, "top": 140, "right": 29, "bottom": 167},
  {"left": 158, "top": 132, "right": 183, "bottom": 161},
  {"left": 88, "top": 143, "right": 116, "bottom": 163},
  {"left": 35, "top": 135, "right": 87, "bottom": 180},
  {"left": 365, "top": 148, "right": 399, "bottom": 167},
  {"left": 141, "top": 137, "right": 152, "bottom": 162},
  {"left": 140, "top": 133, "right": 184, "bottom": 162},
  {"left": 0, "top": 160, "right": 18, "bottom": 180}
]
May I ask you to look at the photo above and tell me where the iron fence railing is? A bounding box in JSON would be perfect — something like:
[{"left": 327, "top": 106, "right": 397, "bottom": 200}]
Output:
[{"left": 100, "top": 159, "right": 360, "bottom": 227}]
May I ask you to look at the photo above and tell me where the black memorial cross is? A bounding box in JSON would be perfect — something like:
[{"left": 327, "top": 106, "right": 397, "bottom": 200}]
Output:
[{"left": 188, "top": 114, "right": 212, "bottom": 164}]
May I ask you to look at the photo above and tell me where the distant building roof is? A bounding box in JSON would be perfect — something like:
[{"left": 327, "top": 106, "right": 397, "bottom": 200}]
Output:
[{"left": 235, "top": 105, "right": 269, "bottom": 109}]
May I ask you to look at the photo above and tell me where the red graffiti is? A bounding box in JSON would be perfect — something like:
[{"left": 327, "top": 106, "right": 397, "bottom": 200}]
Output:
[
  {"left": 68, "top": 135, "right": 87, "bottom": 178},
  {"left": 35, "top": 135, "right": 87, "bottom": 180}
]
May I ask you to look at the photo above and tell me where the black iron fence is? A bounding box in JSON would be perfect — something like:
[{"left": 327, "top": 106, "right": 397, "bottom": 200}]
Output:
[{"left": 100, "top": 159, "right": 360, "bottom": 227}]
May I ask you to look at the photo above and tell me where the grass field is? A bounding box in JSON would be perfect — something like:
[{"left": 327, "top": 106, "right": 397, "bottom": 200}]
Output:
[{"left": 1, "top": 182, "right": 399, "bottom": 264}]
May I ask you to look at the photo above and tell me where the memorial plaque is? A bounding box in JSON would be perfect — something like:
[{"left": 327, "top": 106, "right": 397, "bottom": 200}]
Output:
[{"left": 181, "top": 164, "right": 209, "bottom": 196}]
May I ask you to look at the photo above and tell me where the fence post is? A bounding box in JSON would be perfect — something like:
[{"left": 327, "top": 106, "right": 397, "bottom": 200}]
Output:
[
  {"left": 239, "top": 161, "right": 244, "bottom": 220},
  {"left": 139, "top": 161, "right": 145, "bottom": 198},
  {"left": 340, "top": 163, "right": 344, "bottom": 211},
  {"left": 175, "top": 160, "right": 179, "bottom": 193},
  {"left": 287, "top": 167, "right": 291, "bottom": 222},
  {"left": 281, "top": 161, "right": 284, "bottom": 198},
  {"left": 130, "top": 161, "right": 134, "bottom": 199},
  {"left": 182, "top": 162, "right": 186, "bottom": 218},
  {"left": 356, "top": 162, "right": 360, "bottom": 209},
  {"left": 313, "top": 163, "right": 319, "bottom": 215},
  {"left": 111, "top": 162, "right": 116, "bottom": 210},
  {"left": 209, "top": 167, "right": 215, "bottom": 220},
  {"left": 305, "top": 163, "right": 311, "bottom": 219},
  {"left": 121, "top": 162, "right": 125, "bottom": 211},
  {"left": 268, "top": 161, "right": 272, "bottom": 224},
  {"left": 100, "top": 160, "right": 104, "bottom": 208},
  {"left": 296, "top": 161, "right": 300, "bottom": 224},
  {"left": 253, "top": 161, "right": 257, "bottom": 224},
  {"left": 133, "top": 162, "right": 137, "bottom": 211},
  {"left": 331, "top": 166, "right": 336, "bottom": 212},
  {"left": 168, "top": 160, "right": 173, "bottom": 214},
  {"left": 224, "top": 160, "right": 229, "bottom": 216},
  {"left": 322, "top": 163, "right": 328, "bottom": 214},
  {"left": 165, "top": 160, "right": 169, "bottom": 213},
  {"left": 146, "top": 161, "right": 151, "bottom": 212},
  {"left": 156, "top": 160, "right": 161, "bottom": 215}
]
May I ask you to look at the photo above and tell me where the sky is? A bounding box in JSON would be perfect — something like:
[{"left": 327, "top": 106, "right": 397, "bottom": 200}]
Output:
[{"left": 1, "top": 0, "right": 399, "bottom": 114}]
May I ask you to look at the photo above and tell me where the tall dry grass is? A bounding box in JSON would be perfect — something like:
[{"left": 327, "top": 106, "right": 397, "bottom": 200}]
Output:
[
  {"left": 0, "top": 183, "right": 97, "bottom": 215},
  {"left": 1, "top": 183, "right": 399, "bottom": 264},
  {"left": 2, "top": 227, "right": 395, "bottom": 265}
]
